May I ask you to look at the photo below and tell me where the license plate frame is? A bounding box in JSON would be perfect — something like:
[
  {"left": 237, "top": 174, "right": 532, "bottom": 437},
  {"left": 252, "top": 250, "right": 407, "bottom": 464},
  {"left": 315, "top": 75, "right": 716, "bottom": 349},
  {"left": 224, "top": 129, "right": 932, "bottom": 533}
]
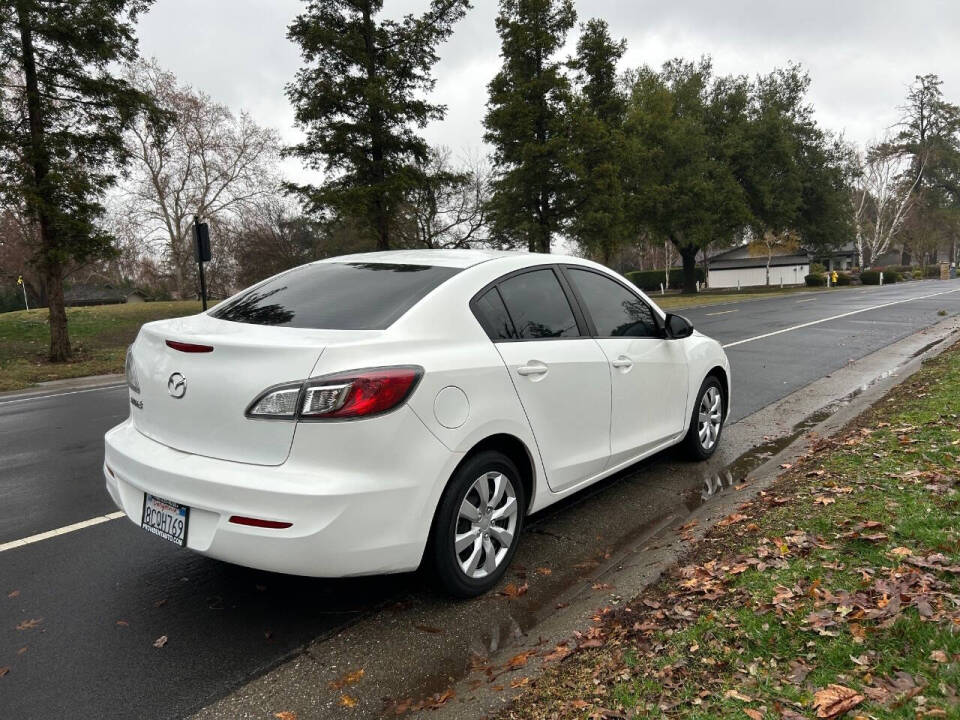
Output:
[{"left": 141, "top": 493, "right": 190, "bottom": 547}]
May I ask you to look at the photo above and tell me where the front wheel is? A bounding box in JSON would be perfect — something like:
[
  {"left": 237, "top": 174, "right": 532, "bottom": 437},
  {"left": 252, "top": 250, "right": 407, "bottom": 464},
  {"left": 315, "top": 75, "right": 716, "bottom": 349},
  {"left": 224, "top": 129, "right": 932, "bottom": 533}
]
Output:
[
  {"left": 429, "top": 450, "right": 525, "bottom": 598},
  {"left": 683, "top": 376, "right": 725, "bottom": 460}
]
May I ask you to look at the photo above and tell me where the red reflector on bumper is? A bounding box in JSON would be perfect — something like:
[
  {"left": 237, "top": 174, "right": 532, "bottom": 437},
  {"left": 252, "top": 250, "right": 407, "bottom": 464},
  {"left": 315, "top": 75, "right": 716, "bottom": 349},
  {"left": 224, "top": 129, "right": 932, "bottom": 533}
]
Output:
[
  {"left": 228, "top": 515, "right": 292, "bottom": 529},
  {"left": 166, "top": 340, "right": 214, "bottom": 353}
]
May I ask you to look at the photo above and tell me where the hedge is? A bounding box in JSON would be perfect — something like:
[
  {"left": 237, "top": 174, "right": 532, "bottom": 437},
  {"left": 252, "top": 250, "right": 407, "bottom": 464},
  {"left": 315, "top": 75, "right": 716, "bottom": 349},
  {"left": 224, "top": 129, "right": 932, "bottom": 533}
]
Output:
[
  {"left": 836, "top": 272, "right": 853, "bottom": 285},
  {"left": 805, "top": 273, "right": 826, "bottom": 287},
  {"left": 861, "top": 269, "right": 900, "bottom": 285},
  {"left": 624, "top": 268, "right": 706, "bottom": 291}
]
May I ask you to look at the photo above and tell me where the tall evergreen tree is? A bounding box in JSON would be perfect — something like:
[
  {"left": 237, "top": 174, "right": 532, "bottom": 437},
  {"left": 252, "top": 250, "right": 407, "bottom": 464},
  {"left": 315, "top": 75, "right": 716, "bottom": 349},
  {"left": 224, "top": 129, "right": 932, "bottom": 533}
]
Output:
[
  {"left": 623, "top": 60, "right": 751, "bottom": 292},
  {"left": 484, "top": 0, "right": 576, "bottom": 253},
  {"left": 286, "top": 0, "right": 470, "bottom": 251},
  {"left": 0, "top": 0, "right": 153, "bottom": 361},
  {"left": 566, "top": 18, "right": 628, "bottom": 266}
]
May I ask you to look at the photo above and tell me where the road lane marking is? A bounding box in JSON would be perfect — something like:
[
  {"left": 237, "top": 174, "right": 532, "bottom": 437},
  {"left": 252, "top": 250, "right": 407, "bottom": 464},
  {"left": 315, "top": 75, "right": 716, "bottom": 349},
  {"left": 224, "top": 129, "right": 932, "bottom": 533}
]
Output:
[
  {"left": 0, "top": 384, "right": 126, "bottom": 406},
  {"left": 795, "top": 298, "right": 815, "bottom": 303},
  {"left": 706, "top": 309, "right": 738, "bottom": 316},
  {"left": 723, "top": 286, "right": 960, "bottom": 349},
  {"left": 0, "top": 511, "right": 125, "bottom": 553}
]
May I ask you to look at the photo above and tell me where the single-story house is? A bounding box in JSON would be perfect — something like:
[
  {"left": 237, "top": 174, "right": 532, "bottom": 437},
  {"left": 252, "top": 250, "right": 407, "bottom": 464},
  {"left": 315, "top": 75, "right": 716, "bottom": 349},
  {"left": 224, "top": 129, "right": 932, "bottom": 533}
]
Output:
[{"left": 707, "top": 246, "right": 810, "bottom": 289}]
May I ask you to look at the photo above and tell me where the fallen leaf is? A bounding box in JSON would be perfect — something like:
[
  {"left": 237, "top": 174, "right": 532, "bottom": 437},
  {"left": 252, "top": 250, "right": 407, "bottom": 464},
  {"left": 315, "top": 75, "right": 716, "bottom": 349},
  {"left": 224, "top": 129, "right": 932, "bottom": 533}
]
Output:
[
  {"left": 725, "top": 689, "right": 753, "bottom": 702},
  {"left": 330, "top": 668, "right": 365, "bottom": 689},
  {"left": 500, "top": 582, "right": 528, "bottom": 598},
  {"left": 535, "top": 567, "right": 552, "bottom": 576},
  {"left": 813, "top": 496, "right": 835, "bottom": 505},
  {"left": 16, "top": 646, "right": 27, "bottom": 655},
  {"left": 0, "top": 666, "right": 9, "bottom": 678},
  {"left": 889, "top": 546, "right": 912, "bottom": 557},
  {"left": 506, "top": 651, "right": 535, "bottom": 669},
  {"left": 413, "top": 624, "right": 442, "bottom": 634},
  {"left": 744, "top": 710, "right": 763, "bottom": 720},
  {"left": 813, "top": 684, "right": 864, "bottom": 718},
  {"left": 780, "top": 463, "right": 793, "bottom": 469},
  {"left": 718, "top": 513, "right": 749, "bottom": 527},
  {"left": 15, "top": 618, "right": 42, "bottom": 631},
  {"left": 153, "top": 635, "right": 168, "bottom": 648},
  {"left": 338, "top": 695, "right": 357, "bottom": 708},
  {"left": 116, "top": 620, "right": 129, "bottom": 627},
  {"left": 930, "top": 650, "right": 948, "bottom": 663},
  {"left": 273, "top": 712, "right": 297, "bottom": 720},
  {"left": 510, "top": 676, "right": 530, "bottom": 688},
  {"left": 7, "top": 590, "right": 19, "bottom": 599},
  {"left": 591, "top": 582, "right": 613, "bottom": 591}
]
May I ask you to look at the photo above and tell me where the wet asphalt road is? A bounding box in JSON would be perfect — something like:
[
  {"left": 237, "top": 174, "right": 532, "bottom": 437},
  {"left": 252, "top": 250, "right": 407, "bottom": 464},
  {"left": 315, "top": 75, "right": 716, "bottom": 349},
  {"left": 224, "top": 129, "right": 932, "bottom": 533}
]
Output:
[{"left": 1, "top": 279, "right": 958, "bottom": 719}]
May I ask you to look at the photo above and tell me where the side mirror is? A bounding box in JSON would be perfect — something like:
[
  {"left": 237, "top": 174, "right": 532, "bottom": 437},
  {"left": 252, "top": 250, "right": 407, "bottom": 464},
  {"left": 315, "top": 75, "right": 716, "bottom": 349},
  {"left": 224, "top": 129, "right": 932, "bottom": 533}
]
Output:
[{"left": 665, "top": 313, "right": 694, "bottom": 339}]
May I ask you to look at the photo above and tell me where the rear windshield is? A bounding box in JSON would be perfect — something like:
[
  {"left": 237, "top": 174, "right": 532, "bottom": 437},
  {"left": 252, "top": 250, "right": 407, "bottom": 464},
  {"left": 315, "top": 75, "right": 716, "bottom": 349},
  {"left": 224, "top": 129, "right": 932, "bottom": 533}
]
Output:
[{"left": 211, "top": 262, "right": 461, "bottom": 330}]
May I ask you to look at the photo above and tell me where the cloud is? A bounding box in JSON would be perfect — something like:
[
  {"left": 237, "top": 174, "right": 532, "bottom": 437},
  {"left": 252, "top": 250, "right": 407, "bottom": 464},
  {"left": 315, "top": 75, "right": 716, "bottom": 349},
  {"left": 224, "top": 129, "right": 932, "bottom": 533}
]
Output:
[{"left": 136, "top": 0, "right": 960, "bottom": 183}]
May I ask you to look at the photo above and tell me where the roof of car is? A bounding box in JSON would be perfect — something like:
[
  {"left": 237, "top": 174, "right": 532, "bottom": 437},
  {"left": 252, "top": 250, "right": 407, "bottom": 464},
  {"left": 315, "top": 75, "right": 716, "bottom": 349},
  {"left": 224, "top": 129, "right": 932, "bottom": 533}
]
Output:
[{"left": 322, "top": 248, "right": 589, "bottom": 269}]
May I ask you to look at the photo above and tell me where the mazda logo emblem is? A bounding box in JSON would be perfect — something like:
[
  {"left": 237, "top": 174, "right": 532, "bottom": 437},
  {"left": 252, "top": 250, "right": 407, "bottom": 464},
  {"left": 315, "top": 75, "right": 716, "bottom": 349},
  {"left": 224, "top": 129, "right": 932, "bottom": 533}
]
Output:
[{"left": 167, "top": 372, "right": 187, "bottom": 399}]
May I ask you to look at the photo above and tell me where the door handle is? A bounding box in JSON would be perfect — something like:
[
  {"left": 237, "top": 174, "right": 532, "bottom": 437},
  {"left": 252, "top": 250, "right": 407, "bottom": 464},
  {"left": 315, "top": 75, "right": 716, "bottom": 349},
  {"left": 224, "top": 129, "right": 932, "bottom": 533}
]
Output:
[
  {"left": 611, "top": 356, "right": 633, "bottom": 370},
  {"left": 517, "top": 362, "right": 548, "bottom": 377}
]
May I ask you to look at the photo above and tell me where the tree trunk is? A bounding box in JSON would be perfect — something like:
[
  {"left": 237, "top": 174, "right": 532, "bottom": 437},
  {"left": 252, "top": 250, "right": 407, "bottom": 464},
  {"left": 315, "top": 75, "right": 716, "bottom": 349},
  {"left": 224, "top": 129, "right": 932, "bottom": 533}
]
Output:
[
  {"left": 45, "top": 260, "right": 71, "bottom": 360},
  {"left": 16, "top": 1, "right": 71, "bottom": 361},
  {"left": 678, "top": 242, "right": 698, "bottom": 294}
]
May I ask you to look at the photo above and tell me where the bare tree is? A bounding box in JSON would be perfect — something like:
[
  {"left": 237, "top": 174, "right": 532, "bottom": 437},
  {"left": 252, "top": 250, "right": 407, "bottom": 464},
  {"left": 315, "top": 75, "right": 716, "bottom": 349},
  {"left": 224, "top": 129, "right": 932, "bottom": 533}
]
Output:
[
  {"left": 116, "top": 60, "right": 282, "bottom": 297},
  {"left": 850, "top": 141, "right": 923, "bottom": 267},
  {"left": 396, "top": 148, "right": 492, "bottom": 249},
  {"left": 748, "top": 229, "right": 800, "bottom": 285}
]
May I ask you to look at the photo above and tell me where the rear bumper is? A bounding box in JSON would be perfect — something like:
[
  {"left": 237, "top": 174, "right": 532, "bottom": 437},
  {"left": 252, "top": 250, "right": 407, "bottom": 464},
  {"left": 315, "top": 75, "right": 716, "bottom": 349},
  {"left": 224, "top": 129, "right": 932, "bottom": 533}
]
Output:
[{"left": 103, "top": 408, "right": 460, "bottom": 577}]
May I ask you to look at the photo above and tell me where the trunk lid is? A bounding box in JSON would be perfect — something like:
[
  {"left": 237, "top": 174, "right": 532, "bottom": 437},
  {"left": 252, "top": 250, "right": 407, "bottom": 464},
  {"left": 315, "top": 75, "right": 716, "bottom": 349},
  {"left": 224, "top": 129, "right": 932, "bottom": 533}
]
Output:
[{"left": 130, "top": 314, "right": 378, "bottom": 466}]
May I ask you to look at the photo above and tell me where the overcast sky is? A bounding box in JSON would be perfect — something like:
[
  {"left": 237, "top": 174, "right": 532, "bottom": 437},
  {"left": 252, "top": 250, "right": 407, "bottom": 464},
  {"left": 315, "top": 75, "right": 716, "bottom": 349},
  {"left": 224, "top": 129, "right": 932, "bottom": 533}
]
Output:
[{"left": 136, "top": 0, "right": 960, "bottom": 184}]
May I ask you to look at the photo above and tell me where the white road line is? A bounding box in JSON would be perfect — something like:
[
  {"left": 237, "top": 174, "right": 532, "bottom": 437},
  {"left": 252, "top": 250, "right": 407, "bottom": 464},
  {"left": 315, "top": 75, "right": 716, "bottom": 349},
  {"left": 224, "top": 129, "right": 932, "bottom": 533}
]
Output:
[
  {"left": 795, "top": 298, "right": 815, "bottom": 304},
  {"left": 723, "top": 286, "right": 960, "bottom": 349},
  {"left": 0, "top": 511, "right": 126, "bottom": 553},
  {"left": 706, "top": 309, "right": 738, "bottom": 316},
  {"left": 0, "top": 383, "right": 127, "bottom": 406}
]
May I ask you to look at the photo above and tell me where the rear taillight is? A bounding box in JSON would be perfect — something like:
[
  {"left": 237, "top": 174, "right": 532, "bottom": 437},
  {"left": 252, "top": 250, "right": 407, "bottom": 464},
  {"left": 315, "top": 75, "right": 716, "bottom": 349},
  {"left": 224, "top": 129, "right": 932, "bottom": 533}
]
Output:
[
  {"left": 125, "top": 345, "right": 141, "bottom": 393},
  {"left": 246, "top": 366, "right": 422, "bottom": 421}
]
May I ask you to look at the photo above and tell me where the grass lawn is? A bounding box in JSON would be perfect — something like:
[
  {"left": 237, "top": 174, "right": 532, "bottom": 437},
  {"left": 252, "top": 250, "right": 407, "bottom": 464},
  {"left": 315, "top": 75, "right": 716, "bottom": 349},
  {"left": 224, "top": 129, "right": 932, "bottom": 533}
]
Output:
[
  {"left": 654, "top": 284, "right": 848, "bottom": 311},
  {"left": 500, "top": 342, "right": 960, "bottom": 719},
  {"left": 0, "top": 301, "right": 203, "bottom": 392}
]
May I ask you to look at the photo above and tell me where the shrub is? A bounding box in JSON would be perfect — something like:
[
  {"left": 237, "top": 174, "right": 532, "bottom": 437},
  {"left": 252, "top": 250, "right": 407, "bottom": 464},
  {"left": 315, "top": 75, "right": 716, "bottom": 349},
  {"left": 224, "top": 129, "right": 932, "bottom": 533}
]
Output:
[
  {"left": 912, "top": 269, "right": 923, "bottom": 279},
  {"left": 923, "top": 265, "right": 941, "bottom": 278},
  {"left": 861, "top": 269, "right": 900, "bottom": 285},
  {"left": 624, "top": 268, "right": 705, "bottom": 291},
  {"left": 805, "top": 273, "right": 826, "bottom": 287},
  {"left": 836, "top": 272, "right": 853, "bottom": 285},
  {"left": 810, "top": 262, "right": 827, "bottom": 275}
]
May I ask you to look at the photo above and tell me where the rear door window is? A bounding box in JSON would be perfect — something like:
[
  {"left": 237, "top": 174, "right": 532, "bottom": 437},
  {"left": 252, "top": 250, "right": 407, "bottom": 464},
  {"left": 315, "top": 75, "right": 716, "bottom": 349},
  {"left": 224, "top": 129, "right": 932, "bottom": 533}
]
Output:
[
  {"left": 211, "top": 262, "right": 460, "bottom": 330},
  {"left": 567, "top": 268, "right": 660, "bottom": 338},
  {"left": 496, "top": 269, "right": 580, "bottom": 339}
]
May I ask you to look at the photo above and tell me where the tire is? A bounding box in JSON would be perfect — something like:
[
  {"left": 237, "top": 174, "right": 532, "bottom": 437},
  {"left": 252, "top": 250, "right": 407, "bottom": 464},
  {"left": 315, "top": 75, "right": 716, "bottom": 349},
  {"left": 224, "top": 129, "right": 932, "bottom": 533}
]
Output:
[
  {"left": 682, "top": 376, "right": 725, "bottom": 460},
  {"left": 429, "top": 450, "right": 526, "bottom": 598}
]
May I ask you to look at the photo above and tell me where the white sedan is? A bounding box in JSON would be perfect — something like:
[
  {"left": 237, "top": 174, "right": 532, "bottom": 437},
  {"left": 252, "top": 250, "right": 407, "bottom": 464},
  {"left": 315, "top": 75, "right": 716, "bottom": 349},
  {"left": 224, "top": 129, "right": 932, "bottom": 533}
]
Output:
[{"left": 105, "top": 250, "right": 730, "bottom": 596}]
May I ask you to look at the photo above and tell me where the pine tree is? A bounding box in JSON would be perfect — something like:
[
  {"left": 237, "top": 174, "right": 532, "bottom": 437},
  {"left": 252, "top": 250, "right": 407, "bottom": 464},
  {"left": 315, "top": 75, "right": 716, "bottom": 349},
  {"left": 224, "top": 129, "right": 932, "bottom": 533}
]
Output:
[
  {"left": 0, "top": 0, "right": 154, "bottom": 361},
  {"left": 286, "top": 0, "right": 470, "bottom": 251},
  {"left": 567, "top": 18, "right": 628, "bottom": 266},
  {"left": 484, "top": 0, "right": 576, "bottom": 253}
]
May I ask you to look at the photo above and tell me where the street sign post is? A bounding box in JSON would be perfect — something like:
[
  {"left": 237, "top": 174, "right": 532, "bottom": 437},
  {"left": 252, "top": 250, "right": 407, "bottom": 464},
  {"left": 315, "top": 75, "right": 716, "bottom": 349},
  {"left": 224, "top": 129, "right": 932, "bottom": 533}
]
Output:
[{"left": 193, "top": 216, "right": 211, "bottom": 310}]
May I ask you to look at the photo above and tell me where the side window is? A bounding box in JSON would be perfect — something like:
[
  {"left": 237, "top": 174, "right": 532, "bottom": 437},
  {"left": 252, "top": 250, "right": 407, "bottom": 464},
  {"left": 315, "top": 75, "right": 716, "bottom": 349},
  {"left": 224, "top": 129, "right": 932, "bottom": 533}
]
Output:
[
  {"left": 567, "top": 268, "right": 659, "bottom": 338},
  {"left": 473, "top": 288, "right": 517, "bottom": 340},
  {"left": 497, "top": 269, "right": 580, "bottom": 339}
]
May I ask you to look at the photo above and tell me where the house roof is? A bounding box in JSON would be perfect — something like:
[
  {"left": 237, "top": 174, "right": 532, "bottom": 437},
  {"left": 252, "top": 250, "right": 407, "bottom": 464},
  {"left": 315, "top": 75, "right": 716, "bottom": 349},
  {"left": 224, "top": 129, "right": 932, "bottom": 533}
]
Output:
[{"left": 708, "top": 245, "right": 810, "bottom": 270}]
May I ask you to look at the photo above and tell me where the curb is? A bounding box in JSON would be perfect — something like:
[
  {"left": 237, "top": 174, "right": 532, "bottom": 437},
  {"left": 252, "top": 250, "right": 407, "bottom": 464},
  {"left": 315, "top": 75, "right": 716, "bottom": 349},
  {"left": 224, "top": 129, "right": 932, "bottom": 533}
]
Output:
[{"left": 0, "top": 373, "right": 126, "bottom": 403}]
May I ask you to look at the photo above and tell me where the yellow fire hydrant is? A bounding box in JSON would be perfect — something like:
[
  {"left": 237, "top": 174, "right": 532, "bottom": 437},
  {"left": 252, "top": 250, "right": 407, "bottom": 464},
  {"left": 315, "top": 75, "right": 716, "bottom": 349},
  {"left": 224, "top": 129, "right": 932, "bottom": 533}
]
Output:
[{"left": 831, "top": 271, "right": 838, "bottom": 286}]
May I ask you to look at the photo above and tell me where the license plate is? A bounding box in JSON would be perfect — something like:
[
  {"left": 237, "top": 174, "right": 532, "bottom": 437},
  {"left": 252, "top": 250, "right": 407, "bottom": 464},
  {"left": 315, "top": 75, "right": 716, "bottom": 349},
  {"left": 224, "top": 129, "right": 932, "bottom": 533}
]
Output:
[{"left": 141, "top": 493, "right": 190, "bottom": 547}]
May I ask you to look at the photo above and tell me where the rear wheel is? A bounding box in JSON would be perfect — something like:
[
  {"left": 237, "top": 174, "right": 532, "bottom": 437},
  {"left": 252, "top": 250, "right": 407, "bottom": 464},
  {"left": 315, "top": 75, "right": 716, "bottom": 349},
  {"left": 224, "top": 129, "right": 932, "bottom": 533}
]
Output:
[
  {"left": 430, "top": 450, "right": 525, "bottom": 598},
  {"left": 683, "top": 376, "right": 725, "bottom": 460}
]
